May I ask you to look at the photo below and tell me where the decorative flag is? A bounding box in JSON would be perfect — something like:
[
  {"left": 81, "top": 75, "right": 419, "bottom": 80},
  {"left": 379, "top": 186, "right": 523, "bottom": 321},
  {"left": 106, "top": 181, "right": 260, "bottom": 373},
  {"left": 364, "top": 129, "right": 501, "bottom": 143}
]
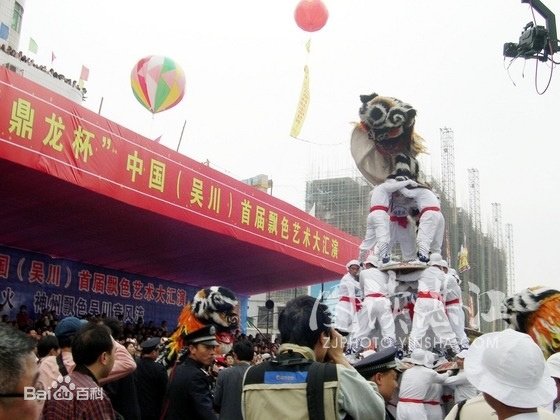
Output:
[
  {"left": 468, "top": 281, "right": 480, "bottom": 295},
  {"left": 458, "top": 244, "right": 471, "bottom": 272},
  {"left": 79, "top": 65, "right": 89, "bottom": 82},
  {"left": 289, "top": 65, "right": 310, "bottom": 138},
  {"left": 0, "top": 23, "right": 9, "bottom": 41},
  {"left": 467, "top": 295, "right": 477, "bottom": 329},
  {"left": 308, "top": 203, "right": 316, "bottom": 216},
  {"left": 28, "top": 38, "right": 38, "bottom": 54},
  {"left": 154, "top": 135, "right": 162, "bottom": 143},
  {"left": 51, "top": 51, "right": 56, "bottom": 63}
]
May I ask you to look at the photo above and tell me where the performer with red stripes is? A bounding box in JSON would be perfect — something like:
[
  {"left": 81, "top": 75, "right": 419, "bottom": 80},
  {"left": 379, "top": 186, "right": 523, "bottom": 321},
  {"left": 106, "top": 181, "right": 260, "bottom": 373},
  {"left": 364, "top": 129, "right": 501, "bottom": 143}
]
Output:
[
  {"left": 352, "top": 255, "right": 396, "bottom": 352},
  {"left": 408, "top": 255, "right": 460, "bottom": 355},
  {"left": 396, "top": 348, "right": 451, "bottom": 420},
  {"left": 359, "top": 177, "right": 417, "bottom": 263},
  {"left": 399, "top": 184, "right": 444, "bottom": 263},
  {"left": 444, "top": 268, "right": 469, "bottom": 349},
  {"left": 334, "top": 260, "right": 362, "bottom": 336}
]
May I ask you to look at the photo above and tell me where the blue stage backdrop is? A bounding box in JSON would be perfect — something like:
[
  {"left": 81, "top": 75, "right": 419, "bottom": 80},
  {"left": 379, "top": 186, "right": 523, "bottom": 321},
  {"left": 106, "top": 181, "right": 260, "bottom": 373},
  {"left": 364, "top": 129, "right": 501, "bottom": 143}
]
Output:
[{"left": 0, "top": 245, "right": 247, "bottom": 329}]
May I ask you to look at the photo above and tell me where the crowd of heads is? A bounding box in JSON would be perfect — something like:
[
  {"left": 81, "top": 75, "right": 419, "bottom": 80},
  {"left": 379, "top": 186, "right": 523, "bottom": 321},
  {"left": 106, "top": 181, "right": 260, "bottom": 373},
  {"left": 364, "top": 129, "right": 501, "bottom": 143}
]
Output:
[
  {"left": 1, "top": 43, "right": 87, "bottom": 100},
  {"left": 1, "top": 304, "right": 280, "bottom": 366}
]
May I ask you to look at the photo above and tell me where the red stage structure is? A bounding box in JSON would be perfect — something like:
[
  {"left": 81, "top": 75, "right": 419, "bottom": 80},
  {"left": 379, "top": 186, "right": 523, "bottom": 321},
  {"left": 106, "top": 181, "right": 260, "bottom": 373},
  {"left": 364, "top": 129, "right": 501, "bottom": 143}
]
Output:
[{"left": 0, "top": 68, "right": 360, "bottom": 295}]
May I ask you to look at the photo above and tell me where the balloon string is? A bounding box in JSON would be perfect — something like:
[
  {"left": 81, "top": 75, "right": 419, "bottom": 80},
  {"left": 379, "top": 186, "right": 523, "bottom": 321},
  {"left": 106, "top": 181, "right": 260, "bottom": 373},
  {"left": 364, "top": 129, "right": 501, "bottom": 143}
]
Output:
[
  {"left": 150, "top": 113, "right": 156, "bottom": 141},
  {"left": 293, "top": 136, "right": 343, "bottom": 146}
]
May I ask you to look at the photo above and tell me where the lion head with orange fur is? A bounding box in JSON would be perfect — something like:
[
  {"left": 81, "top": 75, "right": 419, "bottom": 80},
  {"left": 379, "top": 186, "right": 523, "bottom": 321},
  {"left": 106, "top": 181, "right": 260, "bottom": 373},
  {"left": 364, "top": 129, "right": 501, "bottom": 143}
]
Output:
[
  {"left": 502, "top": 286, "right": 560, "bottom": 359},
  {"left": 158, "top": 286, "right": 239, "bottom": 368}
]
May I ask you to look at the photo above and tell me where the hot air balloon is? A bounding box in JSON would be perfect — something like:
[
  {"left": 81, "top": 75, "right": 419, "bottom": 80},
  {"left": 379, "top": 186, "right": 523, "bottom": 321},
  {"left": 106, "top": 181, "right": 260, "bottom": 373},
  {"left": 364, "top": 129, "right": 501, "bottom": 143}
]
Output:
[
  {"left": 294, "top": 0, "right": 329, "bottom": 32},
  {"left": 131, "top": 55, "right": 186, "bottom": 114}
]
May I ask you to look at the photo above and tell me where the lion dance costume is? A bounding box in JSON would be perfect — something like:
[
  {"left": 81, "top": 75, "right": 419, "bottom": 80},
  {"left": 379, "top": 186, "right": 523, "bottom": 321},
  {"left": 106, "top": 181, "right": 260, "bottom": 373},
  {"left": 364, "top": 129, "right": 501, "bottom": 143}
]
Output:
[
  {"left": 350, "top": 92, "right": 426, "bottom": 185},
  {"left": 502, "top": 286, "right": 560, "bottom": 359},
  {"left": 157, "top": 286, "right": 239, "bottom": 368}
]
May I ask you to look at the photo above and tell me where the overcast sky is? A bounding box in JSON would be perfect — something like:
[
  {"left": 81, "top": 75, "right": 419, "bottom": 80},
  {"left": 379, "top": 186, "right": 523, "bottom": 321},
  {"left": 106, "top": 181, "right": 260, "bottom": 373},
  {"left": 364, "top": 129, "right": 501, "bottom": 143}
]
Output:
[{"left": 19, "top": 0, "right": 560, "bottom": 293}]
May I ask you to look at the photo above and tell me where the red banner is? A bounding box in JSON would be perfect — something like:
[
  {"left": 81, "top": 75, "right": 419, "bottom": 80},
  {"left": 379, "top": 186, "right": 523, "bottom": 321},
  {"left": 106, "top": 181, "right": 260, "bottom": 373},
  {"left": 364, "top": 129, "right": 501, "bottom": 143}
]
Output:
[{"left": 0, "top": 69, "right": 360, "bottom": 274}]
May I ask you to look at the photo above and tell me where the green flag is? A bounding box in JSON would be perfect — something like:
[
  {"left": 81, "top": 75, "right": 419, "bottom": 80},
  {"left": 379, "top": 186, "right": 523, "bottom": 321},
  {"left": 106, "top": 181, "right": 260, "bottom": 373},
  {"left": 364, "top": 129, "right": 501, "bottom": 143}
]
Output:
[{"left": 28, "top": 37, "right": 38, "bottom": 54}]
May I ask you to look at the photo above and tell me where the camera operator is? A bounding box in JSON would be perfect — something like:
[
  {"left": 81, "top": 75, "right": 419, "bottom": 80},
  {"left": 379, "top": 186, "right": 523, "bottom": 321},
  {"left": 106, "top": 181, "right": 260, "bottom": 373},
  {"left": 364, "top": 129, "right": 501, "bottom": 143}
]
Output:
[{"left": 242, "top": 295, "right": 385, "bottom": 419}]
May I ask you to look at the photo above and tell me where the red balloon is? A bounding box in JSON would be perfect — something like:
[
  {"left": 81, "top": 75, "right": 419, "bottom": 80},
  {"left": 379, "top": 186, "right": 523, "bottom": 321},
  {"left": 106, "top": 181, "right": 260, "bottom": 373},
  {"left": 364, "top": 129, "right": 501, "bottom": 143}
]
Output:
[{"left": 294, "top": 0, "right": 329, "bottom": 32}]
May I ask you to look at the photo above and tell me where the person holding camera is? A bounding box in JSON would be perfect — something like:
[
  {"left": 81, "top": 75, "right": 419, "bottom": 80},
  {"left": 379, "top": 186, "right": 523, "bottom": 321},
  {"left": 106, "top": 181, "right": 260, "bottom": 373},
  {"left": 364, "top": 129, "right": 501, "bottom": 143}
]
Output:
[{"left": 242, "top": 295, "right": 385, "bottom": 419}]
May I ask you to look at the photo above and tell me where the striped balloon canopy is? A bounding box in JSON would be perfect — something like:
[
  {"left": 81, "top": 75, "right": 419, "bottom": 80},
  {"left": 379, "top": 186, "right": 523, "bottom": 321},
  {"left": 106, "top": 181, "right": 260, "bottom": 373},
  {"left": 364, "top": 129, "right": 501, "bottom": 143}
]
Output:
[{"left": 131, "top": 55, "right": 186, "bottom": 114}]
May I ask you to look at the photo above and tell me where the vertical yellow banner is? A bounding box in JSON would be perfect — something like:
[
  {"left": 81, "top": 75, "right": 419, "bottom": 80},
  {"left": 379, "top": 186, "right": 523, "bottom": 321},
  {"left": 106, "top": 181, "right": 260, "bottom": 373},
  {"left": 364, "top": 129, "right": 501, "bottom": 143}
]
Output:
[
  {"left": 458, "top": 244, "right": 471, "bottom": 272},
  {"left": 290, "top": 65, "right": 310, "bottom": 138}
]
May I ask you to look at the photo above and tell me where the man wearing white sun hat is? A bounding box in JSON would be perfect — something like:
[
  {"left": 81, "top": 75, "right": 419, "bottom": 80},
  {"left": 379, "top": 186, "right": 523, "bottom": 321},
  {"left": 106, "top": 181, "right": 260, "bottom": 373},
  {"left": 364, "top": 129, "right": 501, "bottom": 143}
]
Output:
[{"left": 461, "top": 329, "right": 557, "bottom": 420}]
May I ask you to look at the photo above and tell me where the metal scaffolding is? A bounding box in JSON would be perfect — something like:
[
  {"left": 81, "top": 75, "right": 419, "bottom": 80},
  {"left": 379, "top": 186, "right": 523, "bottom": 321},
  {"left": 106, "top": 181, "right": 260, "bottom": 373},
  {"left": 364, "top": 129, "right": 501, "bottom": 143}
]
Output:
[
  {"left": 505, "top": 223, "right": 516, "bottom": 295},
  {"left": 467, "top": 169, "right": 481, "bottom": 232},
  {"left": 491, "top": 203, "right": 503, "bottom": 250},
  {"left": 440, "top": 128, "right": 458, "bottom": 261},
  {"left": 440, "top": 128, "right": 456, "bottom": 207}
]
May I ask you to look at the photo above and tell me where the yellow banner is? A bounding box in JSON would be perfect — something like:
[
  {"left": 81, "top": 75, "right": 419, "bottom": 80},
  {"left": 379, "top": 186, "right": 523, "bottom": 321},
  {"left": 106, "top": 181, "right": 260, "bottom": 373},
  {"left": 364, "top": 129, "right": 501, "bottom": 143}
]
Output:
[
  {"left": 290, "top": 65, "right": 310, "bottom": 138},
  {"left": 458, "top": 244, "right": 471, "bottom": 273}
]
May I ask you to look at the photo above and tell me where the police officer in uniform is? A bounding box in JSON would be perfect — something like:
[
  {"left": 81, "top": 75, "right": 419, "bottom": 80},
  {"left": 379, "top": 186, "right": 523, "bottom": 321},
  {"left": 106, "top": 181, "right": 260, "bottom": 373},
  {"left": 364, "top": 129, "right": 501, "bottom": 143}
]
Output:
[
  {"left": 354, "top": 347, "right": 401, "bottom": 420},
  {"left": 161, "top": 325, "right": 219, "bottom": 420},
  {"left": 134, "top": 337, "right": 168, "bottom": 420}
]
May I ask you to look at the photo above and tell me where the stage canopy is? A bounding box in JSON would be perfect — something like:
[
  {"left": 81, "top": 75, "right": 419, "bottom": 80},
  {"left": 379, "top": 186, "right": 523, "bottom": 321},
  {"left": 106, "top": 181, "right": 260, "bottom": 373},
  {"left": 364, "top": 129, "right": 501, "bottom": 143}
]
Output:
[{"left": 0, "top": 69, "right": 360, "bottom": 295}]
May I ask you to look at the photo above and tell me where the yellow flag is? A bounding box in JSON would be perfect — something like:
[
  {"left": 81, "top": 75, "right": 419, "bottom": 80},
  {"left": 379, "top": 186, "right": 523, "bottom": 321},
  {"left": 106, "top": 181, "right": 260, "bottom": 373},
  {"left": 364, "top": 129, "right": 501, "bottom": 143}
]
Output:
[
  {"left": 290, "top": 65, "right": 310, "bottom": 138},
  {"left": 458, "top": 244, "right": 471, "bottom": 273}
]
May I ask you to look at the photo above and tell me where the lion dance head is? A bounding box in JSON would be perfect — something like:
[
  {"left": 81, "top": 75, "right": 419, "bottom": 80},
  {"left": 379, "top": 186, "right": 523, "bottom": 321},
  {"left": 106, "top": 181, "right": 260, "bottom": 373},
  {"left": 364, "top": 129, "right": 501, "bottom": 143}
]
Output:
[
  {"left": 358, "top": 93, "right": 423, "bottom": 155},
  {"left": 502, "top": 286, "right": 560, "bottom": 359},
  {"left": 158, "top": 286, "right": 239, "bottom": 368},
  {"left": 351, "top": 92, "right": 427, "bottom": 185}
]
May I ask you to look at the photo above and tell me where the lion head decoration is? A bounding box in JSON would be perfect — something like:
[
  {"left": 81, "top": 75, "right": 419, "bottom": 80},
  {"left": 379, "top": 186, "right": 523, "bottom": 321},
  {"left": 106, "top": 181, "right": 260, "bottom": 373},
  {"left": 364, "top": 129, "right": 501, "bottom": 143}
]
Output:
[
  {"left": 158, "top": 286, "right": 239, "bottom": 368},
  {"left": 502, "top": 286, "right": 560, "bottom": 359},
  {"left": 351, "top": 93, "right": 427, "bottom": 185}
]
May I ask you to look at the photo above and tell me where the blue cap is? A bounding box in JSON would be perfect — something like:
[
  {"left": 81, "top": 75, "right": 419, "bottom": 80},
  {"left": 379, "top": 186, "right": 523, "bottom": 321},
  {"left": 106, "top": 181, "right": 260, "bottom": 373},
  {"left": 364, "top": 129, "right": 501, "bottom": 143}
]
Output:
[{"left": 54, "top": 317, "right": 87, "bottom": 338}]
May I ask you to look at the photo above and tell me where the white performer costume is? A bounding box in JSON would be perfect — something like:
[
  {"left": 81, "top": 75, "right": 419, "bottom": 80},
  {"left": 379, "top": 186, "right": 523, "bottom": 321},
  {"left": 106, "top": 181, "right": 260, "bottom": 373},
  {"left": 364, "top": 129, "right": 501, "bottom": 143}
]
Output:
[
  {"left": 359, "top": 178, "right": 417, "bottom": 262},
  {"left": 425, "top": 382, "right": 444, "bottom": 420},
  {"left": 352, "top": 263, "right": 396, "bottom": 350},
  {"left": 399, "top": 186, "right": 444, "bottom": 262},
  {"left": 424, "top": 353, "right": 444, "bottom": 420},
  {"left": 443, "top": 269, "right": 469, "bottom": 348},
  {"left": 335, "top": 260, "right": 362, "bottom": 335},
  {"left": 388, "top": 192, "right": 418, "bottom": 262},
  {"left": 443, "top": 369, "right": 478, "bottom": 404},
  {"left": 397, "top": 349, "right": 451, "bottom": 420},
  {"left": 408, "top": 256, "right": 460, "bottom": 354}
]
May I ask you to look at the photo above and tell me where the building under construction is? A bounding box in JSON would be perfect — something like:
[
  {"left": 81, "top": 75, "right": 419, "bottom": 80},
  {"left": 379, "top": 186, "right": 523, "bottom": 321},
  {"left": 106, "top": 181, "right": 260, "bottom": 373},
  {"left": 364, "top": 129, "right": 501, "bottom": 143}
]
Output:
[{"left": 304, "top": 128, "right": 512, "bottom": 333}]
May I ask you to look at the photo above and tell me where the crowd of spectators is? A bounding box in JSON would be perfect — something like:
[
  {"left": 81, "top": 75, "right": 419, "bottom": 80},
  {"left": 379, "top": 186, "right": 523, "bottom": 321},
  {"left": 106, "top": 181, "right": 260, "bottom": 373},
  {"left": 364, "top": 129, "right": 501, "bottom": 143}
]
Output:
[
  {"left": 1, "top": 304, "right": 278, "bottom": 362},
  {"left": 0, "top": 43, "right": 87, "bottom": 100}
]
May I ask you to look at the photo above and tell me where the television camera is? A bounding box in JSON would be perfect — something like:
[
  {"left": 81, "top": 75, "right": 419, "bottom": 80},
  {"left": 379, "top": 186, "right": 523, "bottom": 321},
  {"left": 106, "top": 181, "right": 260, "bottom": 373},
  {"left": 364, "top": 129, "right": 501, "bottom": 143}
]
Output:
[{"left": 503, "top": 0, "right": 559, "bottom": 60}]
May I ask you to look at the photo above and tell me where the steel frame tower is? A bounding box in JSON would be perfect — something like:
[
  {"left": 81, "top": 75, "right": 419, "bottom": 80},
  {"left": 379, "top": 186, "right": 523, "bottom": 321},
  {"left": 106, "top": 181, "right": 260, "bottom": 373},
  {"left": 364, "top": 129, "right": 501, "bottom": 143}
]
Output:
[
  {"left": 505, "top": 223, "right": 516, "bottom": 295},
  {"left": 440, "top": 128, "right": 457, "bottom": 261},
  {"left": 440, "top": 128, "right": 456, "bottom": 207},
  {"left": 468, "top": 169, "right": 481, "bottom": 232},
  {"left": 491, "top": 203, "right": 503, "bottom": 249}
]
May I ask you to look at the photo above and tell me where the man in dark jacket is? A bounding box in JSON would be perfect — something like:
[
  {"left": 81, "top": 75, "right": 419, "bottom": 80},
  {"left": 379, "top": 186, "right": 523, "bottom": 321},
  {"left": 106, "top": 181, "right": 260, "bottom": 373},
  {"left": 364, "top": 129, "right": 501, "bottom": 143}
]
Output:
[
  {"left": 161, "top": 325, "right": 219, "bottom": 420},
  {"left": 214, "top": 339, "right": 253, "bottom": 419},
  {"left": 134, "top": 337, "right": 168, "bottom": 420}
]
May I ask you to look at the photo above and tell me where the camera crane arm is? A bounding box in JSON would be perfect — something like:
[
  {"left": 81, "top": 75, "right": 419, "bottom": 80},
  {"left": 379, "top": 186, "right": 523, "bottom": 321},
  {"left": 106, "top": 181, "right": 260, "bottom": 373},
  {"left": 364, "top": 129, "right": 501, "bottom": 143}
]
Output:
[{"left": 522, "top": 0, "right": 559, "bottom": 52}]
